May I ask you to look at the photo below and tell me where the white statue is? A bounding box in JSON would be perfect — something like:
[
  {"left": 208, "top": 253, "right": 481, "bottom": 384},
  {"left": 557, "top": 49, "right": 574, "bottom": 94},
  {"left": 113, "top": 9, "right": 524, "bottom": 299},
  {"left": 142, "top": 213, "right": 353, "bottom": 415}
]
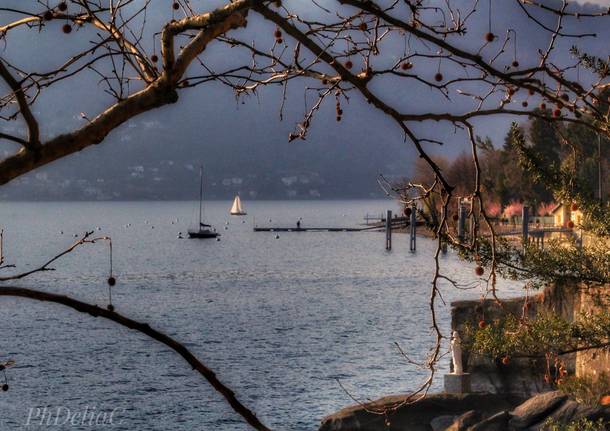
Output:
[{"left": 451, "top": 330, "right": 464, "bottom": 375}]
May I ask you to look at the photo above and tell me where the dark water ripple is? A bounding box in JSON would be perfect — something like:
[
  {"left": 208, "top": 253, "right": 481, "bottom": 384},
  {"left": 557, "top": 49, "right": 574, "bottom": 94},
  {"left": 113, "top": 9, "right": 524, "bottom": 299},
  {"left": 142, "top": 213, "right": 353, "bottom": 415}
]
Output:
[{"left": 0, "top": 201, "right": 524, "bottom": 430}]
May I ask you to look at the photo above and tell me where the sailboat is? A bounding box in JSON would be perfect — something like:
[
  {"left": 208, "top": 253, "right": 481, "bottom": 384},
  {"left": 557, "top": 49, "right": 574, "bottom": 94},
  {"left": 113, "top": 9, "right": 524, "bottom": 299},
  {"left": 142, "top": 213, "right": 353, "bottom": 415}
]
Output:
[
  {"left": 230, "top": 194, "right": 247, "bottom": 216},
  {"left": 188, "top": 166, "right": 219, "bottom": 239}
]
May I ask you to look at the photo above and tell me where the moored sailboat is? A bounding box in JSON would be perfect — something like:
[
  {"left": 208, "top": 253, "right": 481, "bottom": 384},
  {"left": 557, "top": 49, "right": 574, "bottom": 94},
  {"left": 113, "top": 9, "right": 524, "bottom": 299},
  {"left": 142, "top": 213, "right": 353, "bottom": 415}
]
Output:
[
  {"left": 230, "top": 194, "right": 247, "bottom": 216},
  {"left": 188, "top": 166, "right": 219, "bottom": 239}
]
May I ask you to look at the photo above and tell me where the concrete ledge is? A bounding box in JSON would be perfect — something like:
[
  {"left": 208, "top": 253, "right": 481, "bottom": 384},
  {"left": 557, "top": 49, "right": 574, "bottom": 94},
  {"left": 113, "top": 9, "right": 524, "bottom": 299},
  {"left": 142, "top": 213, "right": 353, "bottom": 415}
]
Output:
[{"left": 444, "top": 373, "right": 471, "bottom": 394}]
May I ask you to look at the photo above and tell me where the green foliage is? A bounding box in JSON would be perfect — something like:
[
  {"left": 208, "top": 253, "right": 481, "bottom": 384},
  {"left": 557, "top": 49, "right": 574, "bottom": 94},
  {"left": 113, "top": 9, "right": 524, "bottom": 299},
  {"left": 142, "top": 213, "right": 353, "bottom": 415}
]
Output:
[
  {"left": 471, "top": 313, "right": 570, "bottom": 358},
  {"left": 559, "top": 373, "right": 610, "bottom": 407},
  {"left": 520, "top": 239, "right": 610, "bottom": 285},
  {"left": 468, "top": 235, "right": 610, "bottom": 286},
  {"left": 470, "top": 311, "right": 610, "bottom": 359},
  {"left": 480, "top": 120, "right": 557, "bottom": 208},
  {"left": 509, "top": 123, "right": 610, "bottom": 237},
  {"left": 543, "top": 417, "right": 609, "bottom": 431}
]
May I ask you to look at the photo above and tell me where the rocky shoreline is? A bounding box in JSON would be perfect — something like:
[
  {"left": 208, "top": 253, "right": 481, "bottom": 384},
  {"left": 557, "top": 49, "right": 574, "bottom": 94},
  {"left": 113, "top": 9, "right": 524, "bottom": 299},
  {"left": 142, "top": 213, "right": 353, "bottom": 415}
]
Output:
[
  {"left": 319, "top": 391, "right": 609, "bottom": 430},
  {"left": 320, "top": 282, "right": 610, "bottom": 430}
]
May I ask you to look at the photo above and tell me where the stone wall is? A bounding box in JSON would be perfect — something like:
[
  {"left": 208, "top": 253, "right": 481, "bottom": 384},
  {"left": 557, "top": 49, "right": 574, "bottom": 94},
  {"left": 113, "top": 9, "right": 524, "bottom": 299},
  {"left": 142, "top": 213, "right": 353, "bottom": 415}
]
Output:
[
  {"left": 575, "top": 284, "right": 610, "bottom": 378},
  {"left": 450, "top": 282, "right": 608, "bottom": 395}
]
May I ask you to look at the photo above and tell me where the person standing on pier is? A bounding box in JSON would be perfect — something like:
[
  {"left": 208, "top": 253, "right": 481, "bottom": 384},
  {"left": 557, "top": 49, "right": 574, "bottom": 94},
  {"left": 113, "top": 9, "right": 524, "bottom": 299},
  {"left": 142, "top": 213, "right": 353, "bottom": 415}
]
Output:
[{"left": 297, "top": 220, "right": 301, "bottom": 230}]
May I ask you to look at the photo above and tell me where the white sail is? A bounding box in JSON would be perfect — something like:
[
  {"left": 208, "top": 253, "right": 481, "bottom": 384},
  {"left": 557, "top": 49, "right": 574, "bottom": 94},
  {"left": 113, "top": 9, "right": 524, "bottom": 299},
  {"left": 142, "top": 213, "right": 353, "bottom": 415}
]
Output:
[{"left": 230, "top": 195, "right": 246, "bottom": 215}]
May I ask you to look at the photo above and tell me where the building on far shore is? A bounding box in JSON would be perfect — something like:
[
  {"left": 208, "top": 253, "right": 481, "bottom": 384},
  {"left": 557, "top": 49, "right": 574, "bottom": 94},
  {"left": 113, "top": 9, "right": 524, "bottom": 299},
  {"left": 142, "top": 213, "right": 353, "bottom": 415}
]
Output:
[{"left": 551, "top": 203, "right": 584, "bottom": 227}]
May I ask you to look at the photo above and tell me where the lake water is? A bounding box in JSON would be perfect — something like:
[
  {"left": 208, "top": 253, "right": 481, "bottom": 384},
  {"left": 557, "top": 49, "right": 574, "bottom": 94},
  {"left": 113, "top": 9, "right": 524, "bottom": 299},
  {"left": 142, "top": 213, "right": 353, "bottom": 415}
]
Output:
[{"left": 0, "top": 201, "right": 524, "bottom": 430}]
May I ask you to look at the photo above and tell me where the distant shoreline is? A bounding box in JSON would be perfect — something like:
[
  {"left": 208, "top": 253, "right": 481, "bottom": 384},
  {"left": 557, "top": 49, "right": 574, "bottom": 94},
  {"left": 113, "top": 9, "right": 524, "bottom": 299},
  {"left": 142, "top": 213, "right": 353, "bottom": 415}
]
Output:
[{"left": 0, "top": 197, "right": 398, "bottom": 203}]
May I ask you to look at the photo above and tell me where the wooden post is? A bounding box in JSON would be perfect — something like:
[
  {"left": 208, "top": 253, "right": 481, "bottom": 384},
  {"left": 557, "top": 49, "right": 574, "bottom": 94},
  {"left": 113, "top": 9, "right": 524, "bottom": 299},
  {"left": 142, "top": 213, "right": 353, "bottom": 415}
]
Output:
[
  {"left": 522, "top": 205, "right": 529, "bottom": 249},
  {"left": 458, "top": 203, "right": 466, "bottom": 243},
  {"left": 410, "top": 204, "right": 416, "bottom": 252},
  {"left": 385, "top": 210, "right": 392, "bottom": 251},
  {"left": 441, "top": 206, "right": 447, "bottom": 254}
]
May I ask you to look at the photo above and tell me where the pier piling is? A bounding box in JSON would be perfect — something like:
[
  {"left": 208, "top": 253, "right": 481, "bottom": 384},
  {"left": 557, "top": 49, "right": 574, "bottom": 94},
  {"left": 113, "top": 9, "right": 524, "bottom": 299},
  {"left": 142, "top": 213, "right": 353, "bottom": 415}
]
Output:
[
  {"left": 457, "top": 203, "right": 466, "bottom": 243},
  {"left": 385, "top": 210, "right": 392, "bottom": 250},
  {"left": 522, "top": 205, "right": 529, "bottom": 249},
  {"left": 409, "top": 205, "right": 416, "bottom": 252}
]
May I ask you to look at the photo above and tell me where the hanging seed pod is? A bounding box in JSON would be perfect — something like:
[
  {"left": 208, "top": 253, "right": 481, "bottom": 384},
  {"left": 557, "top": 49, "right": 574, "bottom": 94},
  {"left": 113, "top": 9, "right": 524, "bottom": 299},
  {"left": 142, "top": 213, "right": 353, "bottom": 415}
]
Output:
[
  {"left": 512, "top": 60, "right": 520, "bottom": 68},
  {"left": 58, "top": 2, "right": 68, "bottom": 11},
  {"left": 43, "top": 10, "right": 54, "bottom": 20},
  {"left": 501, "top": 356, "right": 510, "bottom": 365},
  {"left": 358, "top": 22, "right": 367, "bottom": 31},
  {"left": 344, "top": 60, "right": 353, "bottom": 70},
  {"left": 478, "top": 320, "right": 487, "bottom": 329},
  {"left": 401, "top": 62, "right": 413, "bottom": 71},
  {"left": 151, "top": 54, "right": 159, "bottom": 63},
  {"left": 107, "top": 304, "right": 115, "bottom": 312},
  {"left": 274, "top": 0, "right": 282, "bottom": 7},
  {"left": 521, "top": 101, "right": 528, "bottom": 108},
  {"left": 274, "top": 29, "right": 282, "bottom": 39},
  {"left": 107, "top": 276, "right": 116, "bottom": 287},
  {"left": 485, "top": 32, "right": 495, "bottom": 42},
  {"left": 539, "top": 103, "right": 547, "bottom": 110},
  {"left": 434, "top": 72, "right": 443, "bottom": 82},
  {"left": 475, "top": 266, "right": 484, "bottom": 276},
  {"left": 172, "top": 2, "right": 180, "bottom": 10},
  {"left": 62, "top": 23, "right": 72, "bottom": 34}
]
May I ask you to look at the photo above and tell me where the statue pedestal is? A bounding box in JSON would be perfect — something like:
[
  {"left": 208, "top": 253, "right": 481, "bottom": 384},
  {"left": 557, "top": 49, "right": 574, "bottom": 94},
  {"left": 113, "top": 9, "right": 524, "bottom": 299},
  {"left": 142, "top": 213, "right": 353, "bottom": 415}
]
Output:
[{"left": 444, "top": 373, "right": 471, "bottom": 394}]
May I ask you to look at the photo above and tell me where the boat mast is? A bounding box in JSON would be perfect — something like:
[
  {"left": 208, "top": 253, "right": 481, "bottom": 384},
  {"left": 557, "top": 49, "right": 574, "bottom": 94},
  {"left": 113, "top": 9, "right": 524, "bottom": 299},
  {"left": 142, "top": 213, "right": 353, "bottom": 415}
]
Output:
[{"left": 199, "top": 165, "right": 203, "bottom": 227}]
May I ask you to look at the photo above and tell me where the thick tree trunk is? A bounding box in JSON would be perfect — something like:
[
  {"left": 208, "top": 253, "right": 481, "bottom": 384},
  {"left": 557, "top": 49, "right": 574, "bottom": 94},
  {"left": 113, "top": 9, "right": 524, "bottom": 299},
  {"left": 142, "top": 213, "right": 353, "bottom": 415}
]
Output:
[{"left": 0, "top": 79, "right": 177, "bottom": 186}]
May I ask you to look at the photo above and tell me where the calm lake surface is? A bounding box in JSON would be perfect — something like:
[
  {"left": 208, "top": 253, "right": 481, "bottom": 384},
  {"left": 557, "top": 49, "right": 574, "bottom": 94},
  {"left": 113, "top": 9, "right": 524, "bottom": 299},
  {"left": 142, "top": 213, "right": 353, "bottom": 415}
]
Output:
[{"left": 0, "top": 201, "right": 524, "bottom": 430}]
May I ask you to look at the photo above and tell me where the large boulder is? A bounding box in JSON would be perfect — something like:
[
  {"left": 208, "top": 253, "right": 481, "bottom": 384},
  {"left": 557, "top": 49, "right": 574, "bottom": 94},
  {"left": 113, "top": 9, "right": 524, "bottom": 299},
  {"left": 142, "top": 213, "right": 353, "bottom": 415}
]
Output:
[
  {"left": 527, "top": 401, "right": 610, "bottom": 430},
  {"left": 508, "top": 391, "right": 567, "bottom": 429},
  {"left": 445, "top": 410, "right": 480, "bottom": 430},
  {"left": 430, "top": 415, "right": 456, "bottom": 431},
  {"left": 467, "top": 410, "right": 510, "bottom": 431}
]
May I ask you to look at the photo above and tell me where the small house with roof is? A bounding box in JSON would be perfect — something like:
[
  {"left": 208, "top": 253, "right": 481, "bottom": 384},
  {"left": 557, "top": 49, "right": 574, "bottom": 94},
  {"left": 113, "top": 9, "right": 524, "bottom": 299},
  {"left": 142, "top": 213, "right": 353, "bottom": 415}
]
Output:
[{"left": 551, "top": 203, "right": 584, "bottom": 227}]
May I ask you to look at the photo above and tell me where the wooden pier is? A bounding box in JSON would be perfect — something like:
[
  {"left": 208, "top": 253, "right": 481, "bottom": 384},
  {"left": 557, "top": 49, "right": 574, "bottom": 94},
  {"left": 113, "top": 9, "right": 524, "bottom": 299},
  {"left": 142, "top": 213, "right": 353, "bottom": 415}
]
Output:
[
  {"left": 253, "top": 218, "right": 409, "bottom": 233},
  {"left": 254, "top": 226, "right": 364, "bottom": 232},
  {"left": 494, "top": 226, "right": 572, "bottom": 237}
]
